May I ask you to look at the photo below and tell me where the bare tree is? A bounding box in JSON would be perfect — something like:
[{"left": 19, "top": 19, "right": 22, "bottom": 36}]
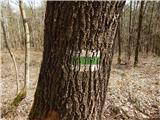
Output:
[
  {"left": 11, "top": 0, "right": 30, "bottom": 107},
  {"left": 1, "top": 10, "right": 19, "bottom": 94},
  {"left": 134, "top": 1, "right": 145, "bottom": 67},
  {"left": 127, "top": 0, "right": 132, "bottom": 64},
  {"left": 146, "top": 2, "right": 154, "bottom": 55},
  {"left": 19, "top": 0, "right": 30, "bottom": 91},
  {"left": 117, "top": 18, "right": 122, "bottom": 64}
]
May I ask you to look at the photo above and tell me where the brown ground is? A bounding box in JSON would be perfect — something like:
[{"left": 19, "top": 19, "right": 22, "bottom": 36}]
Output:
[{"left": 1, "top": 50, "right": 160, "bottom": 120}]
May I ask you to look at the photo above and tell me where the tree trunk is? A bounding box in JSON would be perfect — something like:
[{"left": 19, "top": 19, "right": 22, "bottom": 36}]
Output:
[
  {"left": 132, "top": 1, "right": 138, "bottom": 50},
  {"left": 29, "top": 1, "right": 125, "bottom": 120},
  {"left": 19, "top": 0, "right": 30, "bottom": 90},
  {"left": 134, "top": 1, "right": 144, "bottom": 67},
  {"left": 127, "top": 0, "right": 132, "bottom": 64},
  {"left": 146, "top": 2, "right": 154, "bottom": 55},
  {"left": 1, "top": 10, "right": 19, "bottom": 94},
  {"left": 117, "top": 18, "right": 121, "bottom": 64},
  {"left": 11, "top": 0, "right": 30, "bottom": 107}
]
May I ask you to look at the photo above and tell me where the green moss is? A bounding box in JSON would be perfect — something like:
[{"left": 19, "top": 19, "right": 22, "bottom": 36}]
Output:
[{"left": 11, "top": 88, "right": 26, "bottom": 107}]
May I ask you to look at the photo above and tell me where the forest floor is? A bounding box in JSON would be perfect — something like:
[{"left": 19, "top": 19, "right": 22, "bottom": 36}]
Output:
[{"left": 1, "top": 50, "right": 160, "bottom": 120}]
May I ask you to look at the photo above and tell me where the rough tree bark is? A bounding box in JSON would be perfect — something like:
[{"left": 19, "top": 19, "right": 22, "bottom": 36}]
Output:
[
  {"left": 134, "top": 1, "right": 144, "bottom": 67},
  {"left": 29, "top": 1, "right": 125, "bottom": 120}
]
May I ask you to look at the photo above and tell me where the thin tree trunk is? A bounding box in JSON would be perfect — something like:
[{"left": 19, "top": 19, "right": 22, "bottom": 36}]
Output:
[
  {"left": 117, "top": 18, "right": 121, "bottom": 64},
  {"left": 132, "top": 1, "right": 138, "bottom": 49},
  {"left": 17, "top": 18, "right": 23, "bottom": 49},
  {"left": 1, "top": 10, "right": 19, "bottom": 94},
  {"left": 152, "top": 6, "right": 160, "bottom": 55},
  {"left": 19, "top": 0, "right": 30, "bottom": 90},
  {"left": 29, "top": 1, "right": 125, "bottom": 120},
  {"left": 127, "top": 0, "right": 132, "bottom": 64},
  {"left": 146, "top": 2, "right": 154, "bottom": 55},
  {"left": 11, "top": 0, "right": 30, "bottom": 107},
  {"left": 134, "top": 1, "right": 145, "bottom": 67}
]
